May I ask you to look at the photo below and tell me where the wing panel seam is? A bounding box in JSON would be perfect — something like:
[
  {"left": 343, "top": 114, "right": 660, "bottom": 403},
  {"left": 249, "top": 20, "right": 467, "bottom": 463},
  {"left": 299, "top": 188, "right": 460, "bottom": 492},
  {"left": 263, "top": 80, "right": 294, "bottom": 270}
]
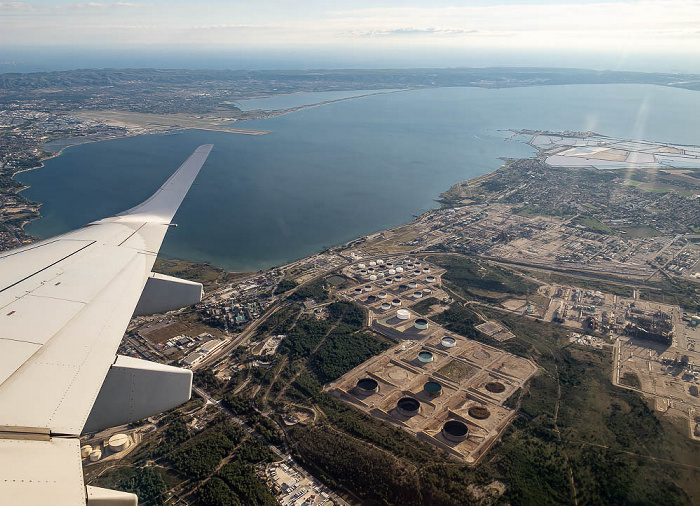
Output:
[{"left": 0, "top": 241, "right": 96, "bottom": 295}]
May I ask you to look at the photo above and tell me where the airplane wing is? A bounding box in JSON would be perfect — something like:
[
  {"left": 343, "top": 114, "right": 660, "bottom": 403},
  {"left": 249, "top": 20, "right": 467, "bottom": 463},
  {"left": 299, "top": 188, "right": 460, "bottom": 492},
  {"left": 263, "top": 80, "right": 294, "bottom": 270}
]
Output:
[{"left": 0, "top": 144, "right": 213, "bottom": 505}]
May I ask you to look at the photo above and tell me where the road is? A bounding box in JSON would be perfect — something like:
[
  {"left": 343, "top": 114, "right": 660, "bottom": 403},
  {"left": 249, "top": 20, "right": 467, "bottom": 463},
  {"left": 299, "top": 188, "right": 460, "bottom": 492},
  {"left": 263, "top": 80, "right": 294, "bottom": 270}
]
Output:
[{"left": 195, "top": 303, "right": 283, "bottom": 370}]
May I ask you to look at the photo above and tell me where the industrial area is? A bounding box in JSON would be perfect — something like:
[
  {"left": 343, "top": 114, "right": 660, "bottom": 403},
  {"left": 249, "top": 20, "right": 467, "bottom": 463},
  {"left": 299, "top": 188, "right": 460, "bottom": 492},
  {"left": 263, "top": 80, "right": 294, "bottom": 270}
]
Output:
[{"left": 327, "top": 259, "right": 537, "bottom": 463}]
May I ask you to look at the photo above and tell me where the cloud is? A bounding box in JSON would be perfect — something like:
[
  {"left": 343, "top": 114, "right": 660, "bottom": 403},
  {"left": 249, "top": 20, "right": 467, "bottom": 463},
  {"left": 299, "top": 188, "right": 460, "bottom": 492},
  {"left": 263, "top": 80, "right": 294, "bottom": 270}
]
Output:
[
  {"left": 345, "top": 27, "right": 479, "bottom": 37},
  {"left": 64, "top": 1, "right": 138, "bottom": 8},
  {"left": 0, "top": 2, "right": 35, "bottom": 10},
  {"left": 190, "top": 24, "right": 259, "bottom": 30}
]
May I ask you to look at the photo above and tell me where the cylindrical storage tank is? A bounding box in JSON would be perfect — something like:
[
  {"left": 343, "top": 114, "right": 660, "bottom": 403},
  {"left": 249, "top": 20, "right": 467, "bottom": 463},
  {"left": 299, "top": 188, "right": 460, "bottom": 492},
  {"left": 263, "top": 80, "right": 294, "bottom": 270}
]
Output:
[
  {"left": 417, "top": 350, "right": 434, "bottom": 363},
  {"left": 388, "top": 269, "right": 396, "bottom": 275},
  {"left": 378, "top": 292, "right": 388, "bottom": 299},
  {"left": 358, "top": 263, "right": 366, "bottom": 269},
  {"left": 442, "top": 420, "right": 469, "bottom": 442},
  {"left": 424, "top": 381, "right": 442, "bottom": 397},
  {"left": 354, "top": 287, "right": 363, "bottom": 295},
  {"left": 485, "top": 382, "right": 506, "bottom": 393},
  {"left": 364, "top": 285, "right": 372, "bottom": 292},
  {"left": 377, "top": 273, "right": 385, "bottom": 278},
  {"left": 414, "top": 269, "right": 421, "bottom": 275},
  {"left": 415, "top": 318, "right": 429, "bottom": 330},
  {"left": 367, "top": 295, "right": 378, "bottom": 303},
  {"left": 423, "top": 267, "right": 430, "bottom": 273},
  {"left": 367, "top": 267, "right": 375, "bottom": 273},
  {"left": 407, "top": 263, "right": 414, "bottom": 269},
  {"left": 369, "top": 261, "right": 377, "bottom": 266},
  {"left": 381, "top": 302, "right": 391, "bottom": 311},
  {"left": 356, "top": 377, "right": 379, "bottom": 396},
  {"left": 399, "top": 284, "right": 408, "bottom": 291},
  {"left": 81, "top": 445, "right": 93, "bottom": 459},
  {"left": 89, "top": 449, "right": 102, "bottom": 462},
  {"left": 423, "top": 288, "right": 432, "bottom": 295},
  {"left": 396, "top": 309, "right": 410, "bottom": 320},
  {"left": 360, "top": 270, "right": 367, "bottom": 275},
  {"left": 396, "top": 397, "right": 420, "bottom": 417},
  {"left": 396, "top": 266, "right": 404, "bottom": 273},
  {"left": 392, "top": 298, "right": 402, "bottom": 306},
  {"left": 386, "top": 262, "right": 393, "bottom": 268},
  {"left": 108, "top": 434, "right": 130, "bottom": 453},
  {"left": 369, "top": 275, "right": 377, "bottom": 281},
  {"left": 426, "top": 276, "right": 436, "bottom": 283},
  {"left": 413, "top": 291, "right": 423, "bottom": 299},
  {"left": 415, "top": 262, "right": 421, "bottom": 266},
  {"left": 468, "top": 405, "right": 491, "bottom": 420},
  {"left": 385, "top": 278, "right": 393, "bottom": 285},
  {"left": 376, "top": 259, "right": 384, "bottom": 265},
  {"left": 408, "top": 281, "right": 418, "bottom": 289},
  {"left": 441, "top": 336, "right": 457, "bottom": 348},
  {"left": 394, "top": 276, "right": 403, "bottom": 282}
]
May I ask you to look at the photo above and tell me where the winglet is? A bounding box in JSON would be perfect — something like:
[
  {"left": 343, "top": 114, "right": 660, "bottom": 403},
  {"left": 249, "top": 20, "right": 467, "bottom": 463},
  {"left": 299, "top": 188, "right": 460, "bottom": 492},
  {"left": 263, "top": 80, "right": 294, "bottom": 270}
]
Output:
[{"left": 117, "top": 144, "right": 213, "bottom": 222}]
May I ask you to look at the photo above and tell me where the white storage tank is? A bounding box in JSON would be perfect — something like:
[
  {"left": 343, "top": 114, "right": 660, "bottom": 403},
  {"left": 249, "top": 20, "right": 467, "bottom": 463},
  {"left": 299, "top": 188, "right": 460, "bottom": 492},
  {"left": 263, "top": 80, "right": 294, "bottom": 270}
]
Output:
[
  {"left": 89, "top": 449, "right": 102, "bottom": 462},
  {"left": 81, "top": 445, "right": 93, "bottom": 459},
  {"left": 108, "top": 433, "right": 130, "bottom": 453},
  {"left": 396, "top": 309, "right": 410, "bottom": 320},
  {"left": 441, "top": 336, "right": 457, "bottom": 348}
]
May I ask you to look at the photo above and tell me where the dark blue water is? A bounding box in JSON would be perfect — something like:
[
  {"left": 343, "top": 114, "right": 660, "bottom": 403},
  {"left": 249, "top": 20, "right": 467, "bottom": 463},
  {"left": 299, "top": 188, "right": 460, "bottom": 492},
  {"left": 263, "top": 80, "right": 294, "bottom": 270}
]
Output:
[{"left": 18, "top": 85, "right": 700, "bottom": 271}]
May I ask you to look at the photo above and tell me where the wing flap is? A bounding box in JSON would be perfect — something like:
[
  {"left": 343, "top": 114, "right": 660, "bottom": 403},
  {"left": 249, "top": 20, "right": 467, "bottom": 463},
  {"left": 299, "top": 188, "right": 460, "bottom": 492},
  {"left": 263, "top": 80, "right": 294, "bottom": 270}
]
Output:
[
  {"left": 0, "top": 340, "right": 41, "bottom": 385},
  {"left": 0, "top": 436, "right": 85, "bottom": 505}
]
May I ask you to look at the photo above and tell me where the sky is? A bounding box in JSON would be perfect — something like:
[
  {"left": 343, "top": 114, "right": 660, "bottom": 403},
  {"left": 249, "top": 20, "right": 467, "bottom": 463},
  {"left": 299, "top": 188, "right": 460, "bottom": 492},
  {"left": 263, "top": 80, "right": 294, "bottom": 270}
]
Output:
[{"left": 1, "top": 0, "right": 699, "bottom": 72}]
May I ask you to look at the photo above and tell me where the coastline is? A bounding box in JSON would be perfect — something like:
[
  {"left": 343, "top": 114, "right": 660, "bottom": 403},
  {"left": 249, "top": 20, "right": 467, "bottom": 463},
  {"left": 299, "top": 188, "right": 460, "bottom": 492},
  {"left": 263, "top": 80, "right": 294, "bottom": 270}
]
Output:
[
  {"left": 11, "top": 88, "right": 413, "bottom": 242},
  {"left": 13, "top": 130, "right": 161, "bottom": 236}
]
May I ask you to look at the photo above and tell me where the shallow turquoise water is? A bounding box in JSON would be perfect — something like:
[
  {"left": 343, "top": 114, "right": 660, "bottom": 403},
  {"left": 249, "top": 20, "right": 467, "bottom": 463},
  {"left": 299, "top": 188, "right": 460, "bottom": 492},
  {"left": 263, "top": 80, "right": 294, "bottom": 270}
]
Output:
[{"left": 18, "top": 84, "right": 700, "bottom": 271}]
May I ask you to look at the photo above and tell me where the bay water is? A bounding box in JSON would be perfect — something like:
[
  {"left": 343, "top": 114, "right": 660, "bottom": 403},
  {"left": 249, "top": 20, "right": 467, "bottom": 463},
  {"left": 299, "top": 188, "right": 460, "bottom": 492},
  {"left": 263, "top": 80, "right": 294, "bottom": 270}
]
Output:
[{"left": 18, "top": 84, "right": 700, "bottom": 271}]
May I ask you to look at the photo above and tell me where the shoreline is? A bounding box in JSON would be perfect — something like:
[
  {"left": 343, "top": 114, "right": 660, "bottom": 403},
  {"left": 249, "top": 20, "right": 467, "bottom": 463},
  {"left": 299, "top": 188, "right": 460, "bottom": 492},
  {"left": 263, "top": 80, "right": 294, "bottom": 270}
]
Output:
[{"left": 11, "top": 88, "right": 413, "bottom": 241}]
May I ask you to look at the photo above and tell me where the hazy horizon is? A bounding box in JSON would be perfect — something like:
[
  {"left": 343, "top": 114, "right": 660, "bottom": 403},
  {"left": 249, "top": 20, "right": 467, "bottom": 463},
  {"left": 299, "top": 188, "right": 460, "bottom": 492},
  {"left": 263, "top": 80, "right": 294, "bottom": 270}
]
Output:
[
  {"left": 2, "top": 47, "right": 699, "bottom": 75},
  {"left": 2, "top": 0, "right": 699, "bottom": 74}
]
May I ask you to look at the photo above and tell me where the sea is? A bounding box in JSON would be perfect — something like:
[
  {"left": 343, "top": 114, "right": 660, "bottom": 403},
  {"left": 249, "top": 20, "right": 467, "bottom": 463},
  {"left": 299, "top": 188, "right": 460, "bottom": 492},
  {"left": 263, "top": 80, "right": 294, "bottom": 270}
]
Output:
[{"left": 17, "top": 84, "right": 700, "bottom": 271}]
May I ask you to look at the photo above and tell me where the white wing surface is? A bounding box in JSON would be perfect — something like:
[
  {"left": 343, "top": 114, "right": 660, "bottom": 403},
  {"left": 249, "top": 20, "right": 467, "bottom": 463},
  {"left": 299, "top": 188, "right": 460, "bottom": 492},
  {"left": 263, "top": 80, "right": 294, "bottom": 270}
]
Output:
[{"left": 0, "top": 144, "right": 213, "bottom": 505}]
